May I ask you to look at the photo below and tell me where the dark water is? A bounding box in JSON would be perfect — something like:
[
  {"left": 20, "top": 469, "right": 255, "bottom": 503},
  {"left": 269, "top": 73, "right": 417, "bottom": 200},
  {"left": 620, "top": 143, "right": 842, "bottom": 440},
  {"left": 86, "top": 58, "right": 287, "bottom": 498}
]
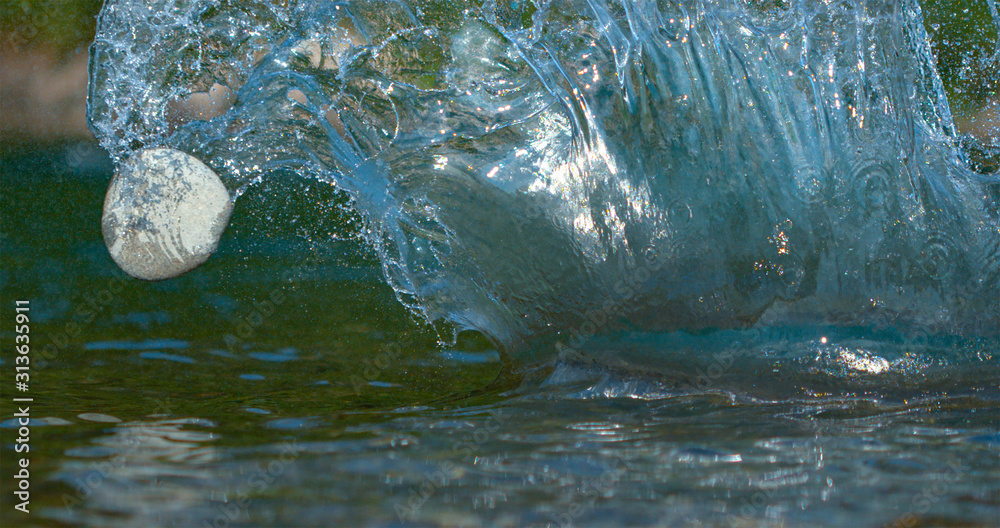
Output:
[
  {"left": 4, "top": 0, "right": 1000, "bottom": 525},
  {"left": 1, "top": 140, "right": 998, "bottom": 527}
]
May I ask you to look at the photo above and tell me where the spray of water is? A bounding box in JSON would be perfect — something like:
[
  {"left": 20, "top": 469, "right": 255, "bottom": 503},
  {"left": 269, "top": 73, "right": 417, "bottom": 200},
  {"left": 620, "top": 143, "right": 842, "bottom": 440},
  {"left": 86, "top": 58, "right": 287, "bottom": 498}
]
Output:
[{"left": 88, "top": 0, "right": 999, "bottom": 375}]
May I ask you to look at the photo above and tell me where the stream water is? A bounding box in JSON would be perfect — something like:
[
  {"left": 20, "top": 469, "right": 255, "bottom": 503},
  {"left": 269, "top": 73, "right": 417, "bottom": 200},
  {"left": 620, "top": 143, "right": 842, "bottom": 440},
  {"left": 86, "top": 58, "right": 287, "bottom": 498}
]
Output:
[{"left": 1, "top": 0, "right": 999, "bottom": 526}]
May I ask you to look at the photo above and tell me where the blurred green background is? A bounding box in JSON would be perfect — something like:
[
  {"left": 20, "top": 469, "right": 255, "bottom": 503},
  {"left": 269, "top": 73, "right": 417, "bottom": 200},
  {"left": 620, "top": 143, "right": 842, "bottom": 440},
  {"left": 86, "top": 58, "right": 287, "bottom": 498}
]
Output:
[
  {"left": 0, "top": 0, "right": 102, "bottom": 55},
  {"left": 1, "top": 0, "right": 996, "bottom": 133}
]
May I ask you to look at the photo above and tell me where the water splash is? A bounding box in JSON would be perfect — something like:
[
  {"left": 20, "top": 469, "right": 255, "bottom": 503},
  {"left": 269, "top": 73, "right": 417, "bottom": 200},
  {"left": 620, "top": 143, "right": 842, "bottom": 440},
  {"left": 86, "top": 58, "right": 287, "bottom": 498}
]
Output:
[{"left": 88, "top": 0, "right": 1000, "bottom": 374}]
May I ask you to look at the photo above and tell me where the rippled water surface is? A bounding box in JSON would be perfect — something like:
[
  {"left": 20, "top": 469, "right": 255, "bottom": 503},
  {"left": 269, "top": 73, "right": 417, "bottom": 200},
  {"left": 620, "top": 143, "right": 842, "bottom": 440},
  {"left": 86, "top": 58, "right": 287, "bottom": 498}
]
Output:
[
  {"left": 4, "top": 0, "right": 1000, "bottom": 525},
  {"left": 1, "top": 141, "right": 998, "bottom": 527}
]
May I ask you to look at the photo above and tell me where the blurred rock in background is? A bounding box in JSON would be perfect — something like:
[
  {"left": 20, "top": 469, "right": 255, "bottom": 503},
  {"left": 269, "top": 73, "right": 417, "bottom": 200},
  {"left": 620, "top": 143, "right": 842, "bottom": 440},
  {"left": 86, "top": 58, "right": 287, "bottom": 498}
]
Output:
[
  {"left": 1, "top": 0, "right": 101, "bottom": 140},
  {"left": 0, "top": 0, "right": 995, "bottom": 151},
  {"left": 1, "top": 49, "right": 89, "bottom": 138}
]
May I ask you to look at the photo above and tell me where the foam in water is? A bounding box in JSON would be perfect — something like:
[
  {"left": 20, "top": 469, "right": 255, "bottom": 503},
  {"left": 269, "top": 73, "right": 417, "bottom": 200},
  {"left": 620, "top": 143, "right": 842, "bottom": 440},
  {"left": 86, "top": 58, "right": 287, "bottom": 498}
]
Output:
[{"left": 88, "top": 0, "right": 1000, "bottom": 375}]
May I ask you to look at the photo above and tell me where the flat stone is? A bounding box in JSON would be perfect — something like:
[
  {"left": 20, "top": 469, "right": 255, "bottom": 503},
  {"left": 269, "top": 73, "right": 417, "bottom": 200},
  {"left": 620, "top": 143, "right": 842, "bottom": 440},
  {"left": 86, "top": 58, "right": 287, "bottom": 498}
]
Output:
[{"left": 102, "top": 148, "right": 232, "bottom": 280}]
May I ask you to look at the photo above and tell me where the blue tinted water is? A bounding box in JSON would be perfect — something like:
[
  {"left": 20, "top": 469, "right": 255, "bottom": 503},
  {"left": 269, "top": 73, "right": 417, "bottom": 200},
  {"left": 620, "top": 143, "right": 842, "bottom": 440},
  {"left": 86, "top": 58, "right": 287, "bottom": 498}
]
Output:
[
  {"left": 0, "top": 141, "right": 997, "bottom": 526},
  {"left": 6, "top": 0, "right": 1000, "bottom": 525},
  {"left": 88, "top": 0, "right": 1000, "bottom": 365}
]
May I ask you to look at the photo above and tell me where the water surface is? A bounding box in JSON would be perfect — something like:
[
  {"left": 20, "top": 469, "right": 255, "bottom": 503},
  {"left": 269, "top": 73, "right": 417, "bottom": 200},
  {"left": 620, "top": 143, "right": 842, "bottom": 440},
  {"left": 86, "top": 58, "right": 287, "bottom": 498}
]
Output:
[{"left": 3, "top": 0, "right": 1000, "bottom": 525}]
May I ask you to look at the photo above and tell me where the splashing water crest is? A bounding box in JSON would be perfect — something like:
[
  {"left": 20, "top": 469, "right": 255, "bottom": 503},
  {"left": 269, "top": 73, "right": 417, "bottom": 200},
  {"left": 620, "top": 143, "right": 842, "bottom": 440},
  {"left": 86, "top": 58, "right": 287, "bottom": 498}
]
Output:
[{"left": 88, "top": 0, "right": 1000, "bottom": 391}]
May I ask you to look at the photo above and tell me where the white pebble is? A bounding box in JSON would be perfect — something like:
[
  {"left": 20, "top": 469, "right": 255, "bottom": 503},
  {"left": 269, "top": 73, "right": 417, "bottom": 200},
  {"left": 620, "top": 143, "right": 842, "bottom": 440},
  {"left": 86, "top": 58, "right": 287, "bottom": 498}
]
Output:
[{"left": 102, "top": 148, "right": 232, "bottom": 280}]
